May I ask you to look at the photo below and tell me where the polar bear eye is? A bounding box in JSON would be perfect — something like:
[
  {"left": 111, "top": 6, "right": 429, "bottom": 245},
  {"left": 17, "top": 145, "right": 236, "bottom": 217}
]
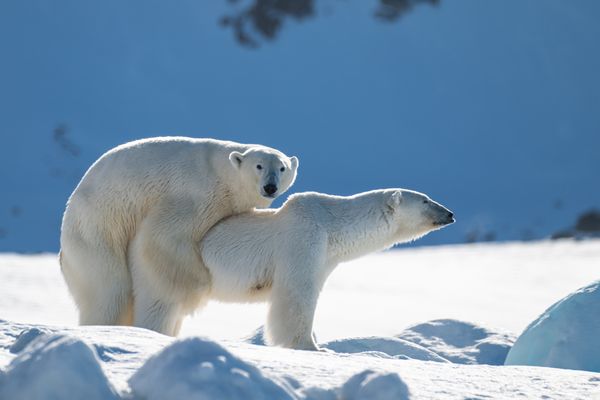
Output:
[
  {"left": 256, "top": 165, "right": 262, "bottom": 170},
  {"left": 280, "top": 167, "right": 285, "bottom": 172},
  {"left": 423, "top": 200, "right": 429, "bottom": 204}
]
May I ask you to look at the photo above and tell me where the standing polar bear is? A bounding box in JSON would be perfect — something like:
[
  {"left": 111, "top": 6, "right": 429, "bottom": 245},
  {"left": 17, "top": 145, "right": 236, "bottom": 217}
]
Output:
[
  {"left": 60, "top": 137, "right": 299, "bottom": 336},
  {"left": 200, "top": 189, "right": 455, "bottom": 350}
]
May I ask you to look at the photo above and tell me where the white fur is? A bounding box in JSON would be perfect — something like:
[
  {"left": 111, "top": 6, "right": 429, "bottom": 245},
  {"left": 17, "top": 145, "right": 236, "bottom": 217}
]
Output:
[
  {"left": 200, "top": 189, "right": 454, "bottom": 350},
  {"left": 60, "top": 137, "right": 298, "bottom": 336}
]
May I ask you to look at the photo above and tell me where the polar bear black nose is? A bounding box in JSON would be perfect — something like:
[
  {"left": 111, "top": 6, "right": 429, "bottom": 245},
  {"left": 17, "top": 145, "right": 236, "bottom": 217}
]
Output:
[
  {"left": 263, "top": 184, "right": 277, "bottom": 196},
  {"left": 447, "top": 212, "right": 455, "bottom": 223}
]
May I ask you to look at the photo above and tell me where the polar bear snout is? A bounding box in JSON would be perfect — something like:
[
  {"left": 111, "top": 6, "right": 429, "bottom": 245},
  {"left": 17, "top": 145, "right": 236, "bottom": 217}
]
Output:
[
  {"left": 431, "top": 204, "right": 455, "bottom": 226},
  {"left": 262, "top": 183, "right": 278, "bottom": 197},
  {"left": 260, "top": 172, "right": 279, "bottom": 198},
  {"left": 436, "top": 211, "right": 455, "bottom": 226}
]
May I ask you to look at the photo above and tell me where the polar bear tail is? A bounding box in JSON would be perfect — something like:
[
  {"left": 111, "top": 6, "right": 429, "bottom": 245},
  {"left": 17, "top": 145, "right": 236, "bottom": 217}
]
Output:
[{"left": 60, "top": 238, "right": 133, "bottom": 326}]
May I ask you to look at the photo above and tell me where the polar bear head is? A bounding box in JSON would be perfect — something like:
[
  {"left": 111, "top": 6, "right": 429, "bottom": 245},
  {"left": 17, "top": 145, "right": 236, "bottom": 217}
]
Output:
[
  {"left": 229, "top": 147, "right": 299, "bottom": 200},
  {"left": 385, "top": 189, "right": 455, "bottom": 242}
]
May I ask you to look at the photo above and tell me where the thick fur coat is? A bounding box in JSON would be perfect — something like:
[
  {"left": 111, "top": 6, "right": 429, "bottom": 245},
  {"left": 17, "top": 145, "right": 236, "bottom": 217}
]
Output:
[
  {"left": 60, "top": 137, "right": 298, "bottom": 335},
  {"left": 200, "top": 189, "right": 454, "bottom": 350}
]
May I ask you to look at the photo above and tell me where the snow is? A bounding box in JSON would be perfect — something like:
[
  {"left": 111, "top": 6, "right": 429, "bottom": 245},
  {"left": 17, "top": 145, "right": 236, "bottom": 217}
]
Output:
[
  {"left": 396, "top": 319, "right": 515, "bottom": 365},
  {"left": 246, "top": 327, "right": 450, "bottom": 363},
  {"left": 1, "top": 333, "right": 119, "bottom": 400},
  {"left": 129, "top": 337, "right": 296, "bottom": 400},
  {"left": 505, "top": 280, "right": 600, "bottom": 372},
  {"left": 322, "top": 336, "right": 449, "bottom": 363},
  {"left": 9, "top": 327, "right": 52, "bottom": 354},
  {"left": 339, "top": 370, "right": 410, "bottom": 400},
  {"left": 1, "top": 320, "right": 599, "bottom": 399},
  {"left": 0, "top": 240, "right": 599, "bottom": 398}
]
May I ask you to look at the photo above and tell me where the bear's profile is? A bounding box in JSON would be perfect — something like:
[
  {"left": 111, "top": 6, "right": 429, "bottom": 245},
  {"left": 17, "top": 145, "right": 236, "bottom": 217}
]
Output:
[
  {"left": 200, "top": 189, "right": 454, "bottom": 350},
  {"left": 60, "top": 137, "right": 298, "bottom": 336}
]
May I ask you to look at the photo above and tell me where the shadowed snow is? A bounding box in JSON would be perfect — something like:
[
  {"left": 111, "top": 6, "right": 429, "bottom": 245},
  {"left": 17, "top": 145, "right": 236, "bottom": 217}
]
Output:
[
  {"left": 340, "top": 370, "right": 410, "bottom": 400},
  {"left": 9, "top": 327, "right": 51, "bottom": 354},
  {"left": 396, "top": 319, "right": 515, "bottom": 365},
  {"left": 322, "top": 336, "right": 448, "bottom": 363},
  {"left": 1, "top": 333, "right": 119, "bottom": 400},
  {"left": 129, "top": 337, "right": 297, "bottom": 400}
]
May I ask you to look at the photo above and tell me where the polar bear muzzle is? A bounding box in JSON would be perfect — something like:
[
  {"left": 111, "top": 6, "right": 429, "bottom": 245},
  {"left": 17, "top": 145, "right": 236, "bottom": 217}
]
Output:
[
  {"left": 263, "top": 183, "right": 278, "bottom": 197},
  {"left": 431, "top": 202, "right": 455, "bottom": 226}
]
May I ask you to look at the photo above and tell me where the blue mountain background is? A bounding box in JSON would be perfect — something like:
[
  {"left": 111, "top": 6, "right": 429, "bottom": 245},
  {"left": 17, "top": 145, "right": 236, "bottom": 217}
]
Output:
[{"left": 1, "top": 0, "right": 599, "bottom": 252}]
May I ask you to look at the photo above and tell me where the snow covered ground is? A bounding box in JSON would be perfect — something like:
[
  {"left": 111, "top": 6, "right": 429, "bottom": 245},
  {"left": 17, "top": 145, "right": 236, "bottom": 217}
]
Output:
[
  {"left": 1, "top": 239, "right": 599, "bottom": 398},
  {"left": 506, "top": 279, "right": 600, "bottom": 372}
]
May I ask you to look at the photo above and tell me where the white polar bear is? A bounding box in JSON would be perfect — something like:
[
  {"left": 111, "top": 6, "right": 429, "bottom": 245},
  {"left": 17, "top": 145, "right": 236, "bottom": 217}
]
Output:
[
  {"left": 60, "top": 137, "right": 298, "bottom": 336},
  {"left": 200, "top": 189, "right": 455, "bottom": 350}
]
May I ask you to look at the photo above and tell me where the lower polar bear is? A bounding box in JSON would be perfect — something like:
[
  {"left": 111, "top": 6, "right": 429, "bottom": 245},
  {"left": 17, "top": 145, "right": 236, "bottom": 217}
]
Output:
[
  {"left": 60, "top": 137, "right": 298, "bottom": 336},
  {"left": 200, "top": 189, "right": 455, "bottom": 350}
]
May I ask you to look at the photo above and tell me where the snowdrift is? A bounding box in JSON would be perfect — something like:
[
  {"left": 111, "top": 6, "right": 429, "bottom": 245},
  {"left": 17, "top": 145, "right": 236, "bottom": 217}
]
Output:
[
  {"left": 505, "top": 280, "right": 600, "bottom": 372},
  {"left": 129, "top": 337, "right": 296, "bottom": 400},
  {"left": 245, "top": 320, "right": 512, "bottom": 364},
  {"left": 1, "top": 319, "right": 599, "bottom": 399},
  {"left": 1, "top": 332, "right": 119, "bottom": 400},
  {"left": 397, "top": 319, "right": 514, "bottom": 365}
]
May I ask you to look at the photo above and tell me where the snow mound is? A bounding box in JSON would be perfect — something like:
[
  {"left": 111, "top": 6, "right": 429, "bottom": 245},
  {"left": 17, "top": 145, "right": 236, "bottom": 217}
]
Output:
[
  {"left": 322, "top": 336, "right": 448, "bottom": 363},
  {"left": 340, "top": 370, "right": 410, "bottom": 400},
  {"left": 244, "top": 322, "right": 511, "bottom": 365},
  {"left": 129, "top": 337, "right": 296, "bottom": 400},
  {"left": 505, "top": 280, "right": 600, "bottom": 372},
  {"left": 396, "top": 319, "right": 515, "bottom": 365},
  {"left": 9, "top": 327, "right": 51, "bottom": 354},
  {"left": 0, "top": 333, "right": 119, "bottom": 400}
]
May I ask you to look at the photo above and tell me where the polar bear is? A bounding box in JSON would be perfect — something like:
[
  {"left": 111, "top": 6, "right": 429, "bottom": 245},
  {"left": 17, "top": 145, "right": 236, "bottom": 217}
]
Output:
[
  {"left": 60, "top": 137, "right": 298, "bottom": 336},
  {"left": 200, "top": 189, "right": 454, "bottom": 350}
]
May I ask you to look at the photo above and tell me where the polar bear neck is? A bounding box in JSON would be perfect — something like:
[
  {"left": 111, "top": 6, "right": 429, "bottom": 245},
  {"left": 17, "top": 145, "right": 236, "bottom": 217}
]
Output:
[
  {"left": 327, "top": 213, "right": 397, "bottom": 264},
  {"left": 293, "top": 193, "right": 398, "bottom": 265}
]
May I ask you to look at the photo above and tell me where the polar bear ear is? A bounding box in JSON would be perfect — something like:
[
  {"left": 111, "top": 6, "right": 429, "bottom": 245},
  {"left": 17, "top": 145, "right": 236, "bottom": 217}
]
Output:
[
  {"left": 229, "top": 151, "right": 244, "bottom": 169},
  {"left": 290, "top": 156, "right": 299, "bottom": 171},
  {"left": 386, "top": 190, "right": 402, "bottom": 212}
]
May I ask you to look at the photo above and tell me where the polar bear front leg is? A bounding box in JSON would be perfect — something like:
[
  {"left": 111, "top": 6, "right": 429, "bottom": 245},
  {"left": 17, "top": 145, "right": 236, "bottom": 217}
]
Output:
[
  {"left": 266, "top": 287, "right": 320, "bottom": 350},
  {"left": 265, "top": 248, "right": 326, "bottom": 351},
  {"left": 266, "top": 277, "right": 322, "bottom": 350}
]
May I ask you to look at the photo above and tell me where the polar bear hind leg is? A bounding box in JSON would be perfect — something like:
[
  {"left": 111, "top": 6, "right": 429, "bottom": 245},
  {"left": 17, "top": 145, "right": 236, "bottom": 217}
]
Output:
[
  {"left": 129, "top": 204, "right": 211, "bottom": 336},
  {"left": 61, "top": 237, "right": 133, "bottom": 326}
]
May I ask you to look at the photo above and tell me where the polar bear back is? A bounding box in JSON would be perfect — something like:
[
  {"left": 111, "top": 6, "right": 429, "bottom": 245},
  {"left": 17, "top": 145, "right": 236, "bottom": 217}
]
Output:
[
  {"left": 63, "top": 137, "right": 263, "bottom": 242},
  {"left": 72, "top": 138, "right": 245, "bottom": 207}
]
